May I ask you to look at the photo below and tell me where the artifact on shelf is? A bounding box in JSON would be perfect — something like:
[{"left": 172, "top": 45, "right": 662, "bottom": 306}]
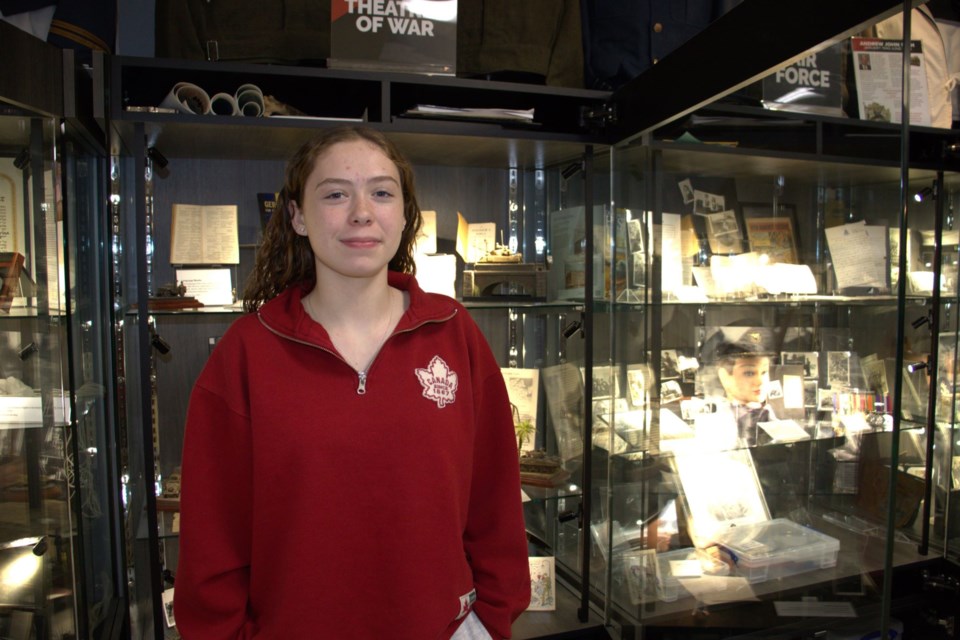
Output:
[
  {"left": 518, "top": 449, "right": 567, "bottom": 488},
  {"left": 463, "top": 245, "right": 548, "bottom": 299},
  {"left": 513, "top": 403, "right": 535, "bottom": 454},
  {"left": 137, "top": 281, "right": 204, "bottom": 311},
  {"left": 157, "top": 468, "right": 182, "bottom": 512},
  {"left": 479, "top": 243, "right": 523, "bottom": 264}
]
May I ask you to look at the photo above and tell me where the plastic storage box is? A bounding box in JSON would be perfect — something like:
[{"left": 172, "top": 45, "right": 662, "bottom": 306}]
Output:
[{"left": 713, "top": 518, "right": 840, "bottom": 584}]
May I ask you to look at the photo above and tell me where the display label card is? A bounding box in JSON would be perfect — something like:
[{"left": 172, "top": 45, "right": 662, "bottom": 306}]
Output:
[
  {"left": 176, "top": 268, "right": 234, "bottom": 306},
  {"left": 851, "top": 37, "right": 931, "bottom": 126},
  {"left": 0, "top": 396, "right": 42, "bottom": 424},
  {"left": 824, "top": 221, "right": 887, "bottom": 290},
  {"left": 527, "top": 557, "right": 556, "bottom": 611},
  {"left": 501, "top": 368, "right": 539, "bottom": 452},
  {"left": 413, "top": 253, "right": 455, "bottom": 297},
  {"left": 758, "top": 419, "right": 810, "bottom": 443},
  {"left": 661, "top": 213, "right": 683, "bottom": 294},
  {"left": 754, "top": 263, "right": 818, "bottom": 295},
  {"left": 465, "top": 221, "right": 495, "bottom": 264},
  {"left": 0, "top": 158, "right": 24, "bottom": 254}
]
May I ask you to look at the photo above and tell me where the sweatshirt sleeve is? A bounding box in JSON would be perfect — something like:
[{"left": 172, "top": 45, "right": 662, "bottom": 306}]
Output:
[
  {"left": 464, "top": 342, "right": 532, "bottom": 638},
  {"left": 174, "top": 372, "right": 256, "bottom": 639}
]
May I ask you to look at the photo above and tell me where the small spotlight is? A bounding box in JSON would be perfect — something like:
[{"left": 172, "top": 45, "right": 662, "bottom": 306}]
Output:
[
  {"left": 147, "top": 147, "right": 170, "bottom": 179},
  {"left": 13, "top": 147, "right": 29, "bottom": 170},
  {"left": 914, "top": 185, "right": 936, "bottom": 203},
  {"left": 907, "top": 361, "right": 928, "bottom": 374},
  {"left": 562, "top": 319, "right": 583, "bottom": 339},
  {"left": 561, "top": 162, "right": 582, "bottom": 180},
  {"left": 18, "top": 342, "right": 38, "bottom": 361},
  {"left": 149, "top": 327, "right": 171, "bottom": 355},
  {"left": 147, "top": 146, "right": 168, "bottom": 169},
  {"left": 32, "top": 537, "right": 48, "bottom": 557}
]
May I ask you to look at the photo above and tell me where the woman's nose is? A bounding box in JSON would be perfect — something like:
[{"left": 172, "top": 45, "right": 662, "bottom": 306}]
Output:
[{"left": 350, "top": 197, "right": 374, "bottom": 225}]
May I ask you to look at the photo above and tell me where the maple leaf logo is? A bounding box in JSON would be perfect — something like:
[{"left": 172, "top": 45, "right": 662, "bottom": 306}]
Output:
[{"left": 415, "top": 355, "right": 458, "bottom": 408}]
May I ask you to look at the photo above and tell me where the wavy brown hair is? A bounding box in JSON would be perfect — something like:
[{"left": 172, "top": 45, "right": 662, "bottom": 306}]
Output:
[{"left": 242, "top": 126, "right": 423, "bottom": 312}]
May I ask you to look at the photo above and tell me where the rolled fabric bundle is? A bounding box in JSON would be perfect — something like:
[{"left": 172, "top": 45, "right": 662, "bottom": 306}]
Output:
[
  {"left": 210, "top": 92, "right": 241, "bottom": 115},
  {"left": 235, "top": 83, "right": 265, "bottom": 117},
  {"left": 160, "top": 82, "right": 212, "bottom": 114}
]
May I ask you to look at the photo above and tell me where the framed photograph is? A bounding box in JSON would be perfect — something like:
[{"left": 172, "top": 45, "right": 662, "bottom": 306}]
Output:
[
  {"left": 541, "top": 363, "right": 585, "bottom": 463},
  {"left": 741, "top": 203, "right": 799, "bottom": 263},
  {"left": 626, "top": 218, "right": 644, "bottom": 254},
  {"left": 781, "top": 351, "right": 819, "bottom": 379},
  {"left": 859, "top": 355, "right": 888, "bottom": 395},
  {"left": 678, "top": 178, "right": 695, "bottom": 204},
  {"left": 827, "top": 351, "right": 852, "bottom": 388},
  {"left": 818, "top": 388, "right": 836, "bottom": 412},
  {"left": 631, "top": 250, "right": 646, "bottom": 289},
  {"left": 588, "top": 365, "right": 621, "bottom": 400},
  {"left": 162, "top": 588, "right": 176, "bottom": 627},
  {"left": 744, "top": 217, "right": 798, "bottom": 264},
  {"left": 661, "top": 380, "right": 683, "bottom": 404},
  {"left": 804, "top": 380, "right": 819, "bottom": 408},
  {"left": 693, "top": 189, "right": 726, "bottom": 214},
  {"left": 626, "top": 364, "right": 651, "bottom": 408},
  {"left": 528, "top": 557, "right": 556, "bottom": 611},
  {"left": 704, "top": 210, "right": 743, "bottom": 254},
  {"left": 661, "top": 349, "right": 680, "bottom": 380}
]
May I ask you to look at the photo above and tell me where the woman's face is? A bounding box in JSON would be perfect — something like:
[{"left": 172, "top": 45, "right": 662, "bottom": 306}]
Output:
[
  {"left": 719, "top": 356, "right": 771, "bottom": 404},
  {"left": 290, "top": 139, "right": 405, "bottom": 281}
]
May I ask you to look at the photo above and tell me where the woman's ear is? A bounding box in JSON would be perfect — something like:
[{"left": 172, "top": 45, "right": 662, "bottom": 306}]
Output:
[{"left": 289, "top": 201, "right": 307, "bottom": 236}]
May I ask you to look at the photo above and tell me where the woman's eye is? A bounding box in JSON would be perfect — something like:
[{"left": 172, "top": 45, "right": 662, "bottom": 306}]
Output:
[{"left": 373, "top": 189, "right": 394, "bottom": 199}]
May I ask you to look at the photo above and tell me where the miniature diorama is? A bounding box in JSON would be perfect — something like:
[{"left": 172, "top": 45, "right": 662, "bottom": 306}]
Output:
[
  {"left": 145, "top": 281, "right": 204, "bottom": 311},
  {"left": 514, "top": 404, "right": 566, "bottom": 487},
  {"left": 462, "top": 233, "right": 547, "bottom": 300},
  {"left": 479, "top": 242, "right": 522, "bottom": 264}
]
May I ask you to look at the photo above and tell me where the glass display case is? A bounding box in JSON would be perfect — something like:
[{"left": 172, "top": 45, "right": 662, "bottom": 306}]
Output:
[
  {"left": 99, "top": 1, "right": 960, "bottom": 638},
  {"left": 589, "top": 2, "right": 960, "bottom": 638},
  {"left": 1, "top": 23, "right": 123, "bottom": 640}
]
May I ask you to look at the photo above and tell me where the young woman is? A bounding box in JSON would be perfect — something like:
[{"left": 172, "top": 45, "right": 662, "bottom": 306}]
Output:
[{"left": 174, "top": 126, "right": 530, "bottom": 639}]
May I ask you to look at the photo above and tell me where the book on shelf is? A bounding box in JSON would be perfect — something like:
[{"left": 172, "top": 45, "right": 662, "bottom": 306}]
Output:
[{"left": 170, "top": 204, "right": 240, "bottom": 265}]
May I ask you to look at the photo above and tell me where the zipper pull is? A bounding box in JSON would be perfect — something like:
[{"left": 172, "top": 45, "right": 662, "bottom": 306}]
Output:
[{"left": 357, "top": 371, "right": 367, "bottom": 395}]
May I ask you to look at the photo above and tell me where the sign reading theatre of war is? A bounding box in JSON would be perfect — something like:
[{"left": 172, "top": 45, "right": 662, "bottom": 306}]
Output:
[{"left": 329, "top": 0, "right": 457, "bottom": 74}]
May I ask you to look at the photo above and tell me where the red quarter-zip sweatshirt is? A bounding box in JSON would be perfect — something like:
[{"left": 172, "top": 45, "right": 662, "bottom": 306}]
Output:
[{"left": 174, "top": 272, "right": 531, "bottom": 639}]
